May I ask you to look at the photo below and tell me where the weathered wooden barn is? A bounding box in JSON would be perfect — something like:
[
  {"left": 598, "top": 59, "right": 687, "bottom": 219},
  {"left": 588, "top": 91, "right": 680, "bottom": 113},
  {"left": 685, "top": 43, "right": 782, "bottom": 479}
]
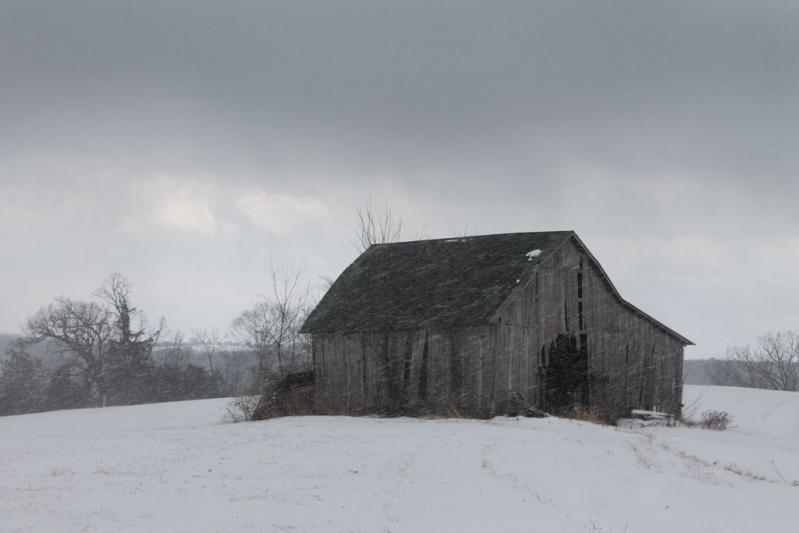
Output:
[{"left": 300, "top": 231, "right": 692, "bottom": 419}]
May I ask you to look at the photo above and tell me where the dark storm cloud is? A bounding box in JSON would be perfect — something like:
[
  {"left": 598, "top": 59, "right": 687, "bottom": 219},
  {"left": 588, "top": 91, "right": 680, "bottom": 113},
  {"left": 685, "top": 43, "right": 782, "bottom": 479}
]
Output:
[
  {"left": 4, "top": 1, "right": 797, "bottom": 159},
  {"left": 1, "top": 1, "right": 798, "bottom": 356}
]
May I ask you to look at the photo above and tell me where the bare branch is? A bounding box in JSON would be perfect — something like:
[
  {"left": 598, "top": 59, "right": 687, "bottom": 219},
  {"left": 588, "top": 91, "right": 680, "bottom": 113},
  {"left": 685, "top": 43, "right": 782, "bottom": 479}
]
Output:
[
  {"left": 730, "top": 331, "right": 799, "bottom": 391},
  {"left": 350, "top": 197, "right": 405, "bottom": 252},
  {"left": 231, "top": 265, "right": 314, "bottom": 390}
]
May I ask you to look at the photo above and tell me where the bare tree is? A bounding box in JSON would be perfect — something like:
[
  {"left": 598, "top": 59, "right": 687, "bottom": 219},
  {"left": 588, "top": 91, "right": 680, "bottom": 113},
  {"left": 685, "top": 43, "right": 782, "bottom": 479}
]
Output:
[
  {"left": 731, "top": 332, "right": 799, "bottom": 391},
  {"left": 11, "top": 274, "right": 229, "bottom": 412},
  {"left": 231, "top": 266, "right": 313, "bottom": 390},
  {"left": 94, "top": 273, "right": 162, "bottom": 345},
  {"left": 192, "top": 328, "right": 222, "bottom": 373},
  {"left": 23, "top": 274, "right": 165, "bottom": 407},
  {"left": 231, "top": 300, "right": 273, "bottom": 390},
  {"left": 159, "top": 331, "right": 190, "bottom": 368},
  {"left": 267, "top": 265, "right": 312, "bottom": 376},
  {"left": 351, "top": 197, "right": 405, "bottom": 252},
  {"left": 24, "top": 298, "right": 113, "bottom": 405},
  {"left": 219, "top": 349, "right": 248, "bottom": 396}
]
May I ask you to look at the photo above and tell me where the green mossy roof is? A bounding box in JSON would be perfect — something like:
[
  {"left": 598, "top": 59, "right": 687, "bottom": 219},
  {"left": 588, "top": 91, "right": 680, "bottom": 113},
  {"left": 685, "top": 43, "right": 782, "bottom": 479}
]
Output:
[{"left": 301, "top": 231, "right": 572, "bottom": 333}]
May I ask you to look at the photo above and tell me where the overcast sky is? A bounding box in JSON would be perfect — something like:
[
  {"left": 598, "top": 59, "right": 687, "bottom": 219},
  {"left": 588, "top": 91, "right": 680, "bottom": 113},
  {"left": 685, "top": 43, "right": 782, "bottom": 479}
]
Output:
[{"left": 1, "top": 1, "right": 798, "bottom": 358}]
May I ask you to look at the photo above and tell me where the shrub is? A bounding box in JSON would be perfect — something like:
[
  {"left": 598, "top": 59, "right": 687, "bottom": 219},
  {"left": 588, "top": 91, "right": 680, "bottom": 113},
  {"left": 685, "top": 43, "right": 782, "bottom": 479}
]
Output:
[
  {"left": 700, "top": 410, "right": 731, "bottom": 431},
  {"left": 225, "top": 395, "right": 261, "bottom": 423},
  {"left": 226, "top": 370, "right": 316, "bottom": 422},
  {"left": 253, "top": 370, "right": 315, "bottom": 420}
]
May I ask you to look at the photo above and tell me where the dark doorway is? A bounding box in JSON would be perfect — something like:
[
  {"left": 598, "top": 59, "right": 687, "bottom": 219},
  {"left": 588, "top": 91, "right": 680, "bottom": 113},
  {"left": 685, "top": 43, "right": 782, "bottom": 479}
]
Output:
[{"left": 544, "top": 334, "right": 589, "bottom": 414}]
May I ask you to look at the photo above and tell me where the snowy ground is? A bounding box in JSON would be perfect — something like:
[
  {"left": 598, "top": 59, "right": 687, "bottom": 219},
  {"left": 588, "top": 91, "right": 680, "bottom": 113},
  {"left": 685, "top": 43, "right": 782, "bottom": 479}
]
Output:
[{"left": 1, "top": 386, "right": 797, "bottom": 533}]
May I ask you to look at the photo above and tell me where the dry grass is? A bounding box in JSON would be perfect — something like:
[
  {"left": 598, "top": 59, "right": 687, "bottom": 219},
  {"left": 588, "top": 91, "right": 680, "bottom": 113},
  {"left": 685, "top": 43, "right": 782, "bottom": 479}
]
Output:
[
  {"left": 700, "top": 410, "right": 732, "bottom": 431},
  {"left": 679, "top": 409, "right": 732, "bottom": 431},
  {"left": 564, "top": 405, "right": 610, "bottom": 425}
]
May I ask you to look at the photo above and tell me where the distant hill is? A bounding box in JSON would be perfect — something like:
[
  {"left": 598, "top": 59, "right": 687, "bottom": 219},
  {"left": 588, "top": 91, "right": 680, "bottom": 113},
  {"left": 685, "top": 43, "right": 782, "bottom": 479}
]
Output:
[
  {"left": 683, "top": 359, "right": 716, "bottom": 385},
  {"left": 0, "top": 334, "right": 65, "bottom": 365}
]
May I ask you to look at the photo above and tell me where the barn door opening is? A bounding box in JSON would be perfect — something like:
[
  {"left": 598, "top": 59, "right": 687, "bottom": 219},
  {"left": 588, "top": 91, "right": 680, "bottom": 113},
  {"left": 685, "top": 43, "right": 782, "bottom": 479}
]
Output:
[{"left": 544, "top": 333, "right": 589, "bottom": 414}]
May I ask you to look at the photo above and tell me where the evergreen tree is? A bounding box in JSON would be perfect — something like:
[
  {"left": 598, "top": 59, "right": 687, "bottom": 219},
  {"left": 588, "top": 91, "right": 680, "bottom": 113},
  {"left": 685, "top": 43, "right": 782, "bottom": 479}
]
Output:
[
  {"left": 95, "top": 274, "right": 161, "bottom": 405},
  {"left": 0, "top": 341, "right": 46, "bottom": 415},
  {"left": 45, "top": 359, "right": 92, "bottom": 411}
]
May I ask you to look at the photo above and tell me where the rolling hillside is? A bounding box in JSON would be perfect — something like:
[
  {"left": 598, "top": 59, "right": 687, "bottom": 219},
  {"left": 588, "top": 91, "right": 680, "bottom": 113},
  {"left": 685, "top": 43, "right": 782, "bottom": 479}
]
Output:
[{"left": 1, "top": 385, "right": 796, "bottom": 532}]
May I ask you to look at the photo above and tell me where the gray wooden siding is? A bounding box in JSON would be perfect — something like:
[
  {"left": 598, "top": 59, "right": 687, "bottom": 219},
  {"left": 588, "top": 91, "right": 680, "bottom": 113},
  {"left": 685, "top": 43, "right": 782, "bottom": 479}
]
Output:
[
  {"left": 493, "top": 237, "right": 684, "bottom": 417},
  {"left": 313, "top": 326, "right": 493, "bottom": 415},
  {"left": 312, "top": 237, "right": 684, "bottom": 418}
]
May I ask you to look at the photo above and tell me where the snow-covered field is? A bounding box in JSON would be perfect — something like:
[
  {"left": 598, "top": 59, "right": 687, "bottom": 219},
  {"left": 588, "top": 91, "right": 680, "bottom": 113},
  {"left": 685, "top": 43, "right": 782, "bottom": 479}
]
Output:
[{"left": 1, "top": 386, "right": 797, "bottom": 533}]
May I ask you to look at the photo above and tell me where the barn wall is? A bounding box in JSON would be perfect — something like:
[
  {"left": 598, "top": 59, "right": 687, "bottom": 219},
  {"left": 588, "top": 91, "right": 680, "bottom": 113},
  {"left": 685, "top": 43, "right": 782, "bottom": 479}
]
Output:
[
  {"left": 312, "top": 325, "right": 493, "bottom": 416},
  {"left": 312, "top": 237, "right": 685, "bottom": 418},
  {"left": 493, "top": 237, "right": 685, "bottom": 417}
]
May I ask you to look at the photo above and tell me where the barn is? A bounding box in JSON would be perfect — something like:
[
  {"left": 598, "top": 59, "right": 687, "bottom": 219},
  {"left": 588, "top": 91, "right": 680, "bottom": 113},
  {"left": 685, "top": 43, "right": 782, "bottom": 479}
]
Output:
[{"left": 300, "top": 231, "right": 692, "bottom": 420}]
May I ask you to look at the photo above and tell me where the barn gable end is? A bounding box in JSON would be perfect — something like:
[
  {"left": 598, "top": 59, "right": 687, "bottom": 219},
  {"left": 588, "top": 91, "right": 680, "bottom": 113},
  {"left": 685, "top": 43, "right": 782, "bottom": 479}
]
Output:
[{"left": 490, "top": 235, "right": 689, "bottom": 418}]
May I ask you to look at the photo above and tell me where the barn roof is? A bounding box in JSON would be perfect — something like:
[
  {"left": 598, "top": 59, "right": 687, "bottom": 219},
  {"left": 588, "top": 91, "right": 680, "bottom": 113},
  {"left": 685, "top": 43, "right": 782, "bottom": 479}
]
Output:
[
  {"left": 301, "top": 231, "right": 571, "bottom": 333},
  {"left": 301, "top": 231, "right": 693, "bottom": 345}
]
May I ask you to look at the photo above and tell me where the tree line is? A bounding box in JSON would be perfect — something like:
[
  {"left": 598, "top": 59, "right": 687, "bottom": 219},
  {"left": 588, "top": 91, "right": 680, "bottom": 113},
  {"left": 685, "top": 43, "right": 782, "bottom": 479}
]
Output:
[
  {"left": 0, "top": 200, "right": 402, "bottom": 418},
  {"left": 0, "top": 270, "right": 314, "bottom": 417},
  {"left": 701, "top": 332, "right": 799, "bottom": 392}
]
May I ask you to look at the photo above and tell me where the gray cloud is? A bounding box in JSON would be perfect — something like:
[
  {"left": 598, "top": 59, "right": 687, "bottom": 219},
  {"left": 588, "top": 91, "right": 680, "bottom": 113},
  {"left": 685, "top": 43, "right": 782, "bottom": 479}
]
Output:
[{"left": 1, "top": 1, "right": 798, "bottom": 356}]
